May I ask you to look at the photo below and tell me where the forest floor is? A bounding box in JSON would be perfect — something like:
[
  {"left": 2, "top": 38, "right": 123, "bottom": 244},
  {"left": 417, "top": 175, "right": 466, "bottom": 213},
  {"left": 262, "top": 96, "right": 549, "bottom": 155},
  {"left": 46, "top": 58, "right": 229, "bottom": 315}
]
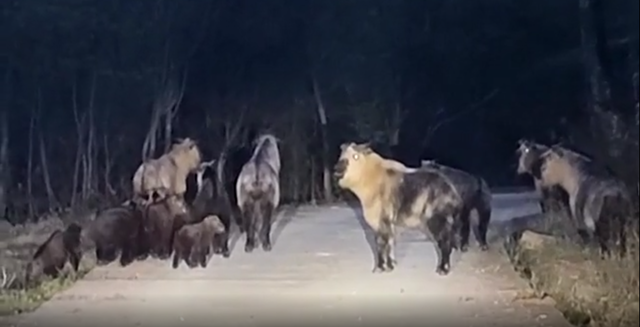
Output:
[{"left": 503, "top": 207, "right": 639, "bottom": 327}]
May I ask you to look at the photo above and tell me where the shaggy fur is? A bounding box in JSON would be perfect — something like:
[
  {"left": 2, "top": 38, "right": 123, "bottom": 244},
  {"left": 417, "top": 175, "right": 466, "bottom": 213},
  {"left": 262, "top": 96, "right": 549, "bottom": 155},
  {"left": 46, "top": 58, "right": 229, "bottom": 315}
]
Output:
[
  {"left": 142, "top": 195, "right": 189, "bottom": 260},
  {"left": 132, "top": 138, "right": 202, "bottom": 205},
  {"left": 187, "top": 159, "right": 233, "bottom": 257},
  {"left": 539, "top": 146, "right": 631, "bottom": 257},
  {"left": 516, "top": 139, "right": 570, "bottom": 214},
  {"left": 236, "top": 133, "right": 281, "bottom": 253},
  {"left": 172, "top": 215, "right": 227, "bottom": 269},
  {"left": 83, "top": 202, "right": 147, "bottom": 266},
  {"left": 420, "top": 160, "right": 492, "bottom": 251},
  {"left": 334, "top": 142, "right": 464, "bottom": 275},
  {"left": 25, "top": 223, "right": 83, "bottom": 286}
]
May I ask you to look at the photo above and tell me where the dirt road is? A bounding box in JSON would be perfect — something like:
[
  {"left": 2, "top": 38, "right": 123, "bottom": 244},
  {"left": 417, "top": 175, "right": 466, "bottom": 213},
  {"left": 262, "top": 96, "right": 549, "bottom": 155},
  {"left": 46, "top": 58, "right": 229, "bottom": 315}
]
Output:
[{"left": 14, "top": 192, "right": 572, "bottom": 327}]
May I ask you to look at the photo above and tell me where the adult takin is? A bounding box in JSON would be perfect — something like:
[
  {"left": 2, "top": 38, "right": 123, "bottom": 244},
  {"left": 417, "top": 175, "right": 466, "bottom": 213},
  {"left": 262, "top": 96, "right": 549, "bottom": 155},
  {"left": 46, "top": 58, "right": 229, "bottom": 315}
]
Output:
[
  {"left": 132, "top": 137, "right": 202, "bottom": 205},
  {"left": 172, "top": 215, "right": 227, "bottom": 269},
  {"left": 538, "top": 145, "right": 631, "bottom": 257},
  {"left": 24, "top": 223, "right": 83, "bottom": 287},
  {"left": 235, "top": 133, "right": 281, "bottom": 253},
  {"left": 334, "top": 142, "right": 465, "bottom": 275},
  {"left": 186, "top": 158, "right": 234, "bottom": 257},
  {"left": 143, "top": 195, "right": 190, "bottom": 260},
  {"left": 420, "top": 160, "right": 492, "bottom": 251},
  {"left": 516, "top": 139, "right": 569, "bottom": 214},
  {"left": 82, "top": 201, "right": 147, "bottom": 266}
]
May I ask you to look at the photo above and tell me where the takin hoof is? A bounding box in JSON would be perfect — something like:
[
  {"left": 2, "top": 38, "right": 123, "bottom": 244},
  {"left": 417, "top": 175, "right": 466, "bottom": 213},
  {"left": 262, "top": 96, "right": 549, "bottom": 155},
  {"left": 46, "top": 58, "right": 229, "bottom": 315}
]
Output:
[
  {"left": 222, "top": 249, "right": 231, "bottom": 258},
  {"left": 459, "top": 245, "right": 469, "bottom": 253},
  {"left": 371, "top": 265, "right": 393, "bottom": 273},
  {"left": 479, "top": 244, "right": 489, "bottom": 251},
  {"left": 436, "top": 266, "right": 450, "bottom": 276},
  {"left": 262, "top": 243, "right": 272, "bottom": 252},
  {"left": 244, "top": 244, "right": 255, "bottom": 253}
]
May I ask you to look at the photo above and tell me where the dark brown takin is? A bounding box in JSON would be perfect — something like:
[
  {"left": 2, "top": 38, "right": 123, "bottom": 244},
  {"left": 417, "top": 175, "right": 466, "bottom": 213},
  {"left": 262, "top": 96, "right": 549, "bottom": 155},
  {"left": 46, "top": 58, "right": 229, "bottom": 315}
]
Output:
[
  {"left": 82, "top": 201, "right": 147, "bottom": 266},
  {"left": 25, "top": 223, "right": 83, "bottom": 287},
  {"left": 172, "top": 215, "right": 227, "bottom": 269},
  {"left": 420, "top": 160, "right": 492, "bottom": 252}
]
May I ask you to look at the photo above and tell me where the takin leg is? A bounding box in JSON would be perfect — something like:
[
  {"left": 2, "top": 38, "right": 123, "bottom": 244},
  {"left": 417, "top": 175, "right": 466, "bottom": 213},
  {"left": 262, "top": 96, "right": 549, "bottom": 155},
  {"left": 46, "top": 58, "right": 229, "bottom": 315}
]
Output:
[
  {"left": 171, "top": 249, "right": 182, "bottom": 269},
  {"left": 259, "top": 201, "right": 274, "bottom": 252},
  {"left": 475, "top": 205, "right": 491, "bottom": 251},
  {"left": 428, "top": 215, "right": 455, "bottom": 276},
  {"left": 68, "top": 250, "right": 82, "bottom": 272},
  {"left": 243, "top": 203, "right": 257, "bottom": 253},
  {"left": 219, "top": 214, "right": 231, "bottom": 258},
  {"left": 372, "top": 219, "right": 395, "bottom": 273},
  {"left": 119, "top": 241, "right": 137, "bottom": 267},
  {"left": 458, "top": 206, "right": 471, "bottom": 252},
  {"left": 199, "top": 243, "right": 210, "bottom": 268}
]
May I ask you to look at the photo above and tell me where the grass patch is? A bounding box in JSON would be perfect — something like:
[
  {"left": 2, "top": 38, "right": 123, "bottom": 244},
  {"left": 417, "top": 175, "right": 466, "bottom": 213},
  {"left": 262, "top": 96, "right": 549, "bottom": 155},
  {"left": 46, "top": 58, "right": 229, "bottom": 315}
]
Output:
[
  {"left": 505, "top": 216, "right": 639, "bottom": 327},
  {"left": 0, "top": 258, "right": 95, "bottom": 316}
]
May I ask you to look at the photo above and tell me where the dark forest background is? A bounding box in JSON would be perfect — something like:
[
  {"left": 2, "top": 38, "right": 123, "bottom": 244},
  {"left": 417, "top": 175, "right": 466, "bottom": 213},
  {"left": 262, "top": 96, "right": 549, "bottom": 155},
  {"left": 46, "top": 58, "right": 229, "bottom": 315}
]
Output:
[{"left": 0, "top": 0, "right": 638, "bottom": 223}]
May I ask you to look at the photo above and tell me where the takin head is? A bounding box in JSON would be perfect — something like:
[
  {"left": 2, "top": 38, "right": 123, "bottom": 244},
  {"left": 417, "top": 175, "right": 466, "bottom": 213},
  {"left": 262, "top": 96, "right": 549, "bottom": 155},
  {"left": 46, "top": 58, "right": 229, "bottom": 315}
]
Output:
[
  {"left": 334, "top": 142, "right": 388, "bottom": 194},
  {"left": 515, "top": 139, "right": 549, "bottom": 175},
  {"left": 168, "top": 137, "right": 203, "bottom": 173}
]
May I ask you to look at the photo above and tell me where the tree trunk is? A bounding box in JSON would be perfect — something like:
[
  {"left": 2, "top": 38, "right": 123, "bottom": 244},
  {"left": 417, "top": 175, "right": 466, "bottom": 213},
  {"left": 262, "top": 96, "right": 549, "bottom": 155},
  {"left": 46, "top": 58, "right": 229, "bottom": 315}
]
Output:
[
  {"left": 70, "top": 80, "right": 84, "bottom": 208},
  {"left": 0, "top": 111, "right": 9, "bottom": 219},
  {"left": 579, "top": 0, "right": 623, "bottom": 157},
  {"left": 0, "top": 66, "right": 11, "bottom": 219},
  {"left": 311, "top": 76, "right": 332, "bottom": 203},
  {"left": 39, "top": 132, "right": 56, "bottom": 208},
  {"left": 27, "top": 106, "right": 36, "bottom": 221}
]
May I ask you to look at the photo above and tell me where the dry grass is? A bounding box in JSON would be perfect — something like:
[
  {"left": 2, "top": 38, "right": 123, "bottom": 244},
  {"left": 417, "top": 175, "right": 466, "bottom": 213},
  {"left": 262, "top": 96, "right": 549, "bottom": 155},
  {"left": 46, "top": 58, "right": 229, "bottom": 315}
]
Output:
[
  {"left": 0, "top": 210, "right": 98, "bottom": 317},
  {"left": 505, "top": 212, "right": 639, "bottom": 327}
]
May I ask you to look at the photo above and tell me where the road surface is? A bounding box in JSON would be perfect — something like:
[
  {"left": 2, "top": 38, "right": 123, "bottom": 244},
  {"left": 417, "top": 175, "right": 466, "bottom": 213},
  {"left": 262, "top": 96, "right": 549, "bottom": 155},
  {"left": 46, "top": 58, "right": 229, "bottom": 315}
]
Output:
[{"left": 15, "top": 191, "right": 572, "bottom": 327}]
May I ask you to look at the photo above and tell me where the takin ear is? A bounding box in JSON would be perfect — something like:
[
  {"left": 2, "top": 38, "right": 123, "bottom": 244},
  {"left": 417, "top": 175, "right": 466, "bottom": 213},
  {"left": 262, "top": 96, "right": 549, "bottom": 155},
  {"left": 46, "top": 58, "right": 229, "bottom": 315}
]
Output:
[
  {"left": 354, "top": 142, "right": 372, "bottom": 154},
  {"left": 200, "top": 160, "right": 216, "bottom": 169},
  {"left": 421, "top": 159, "right": 436, "bottom": 166},
  {"left": 340, "top": 142, "right": 353, "bottom": 152}
]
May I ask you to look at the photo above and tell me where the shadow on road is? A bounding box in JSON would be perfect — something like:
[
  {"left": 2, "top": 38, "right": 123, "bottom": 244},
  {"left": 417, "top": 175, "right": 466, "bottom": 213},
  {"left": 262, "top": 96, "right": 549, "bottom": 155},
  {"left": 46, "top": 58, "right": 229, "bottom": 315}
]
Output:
[
  {"left": 344, "top": 198, "right": 379, "bottom": 266},
  {"left": 270, "top": 205, "right": 301, "bottom": 247}
]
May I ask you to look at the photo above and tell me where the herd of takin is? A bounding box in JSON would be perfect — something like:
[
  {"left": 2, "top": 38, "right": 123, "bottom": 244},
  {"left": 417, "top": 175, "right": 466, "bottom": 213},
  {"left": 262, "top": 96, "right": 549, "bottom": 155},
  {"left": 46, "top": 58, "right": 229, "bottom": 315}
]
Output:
[{"left": 22, "top": 135, "right": 634, "bottom": 286}]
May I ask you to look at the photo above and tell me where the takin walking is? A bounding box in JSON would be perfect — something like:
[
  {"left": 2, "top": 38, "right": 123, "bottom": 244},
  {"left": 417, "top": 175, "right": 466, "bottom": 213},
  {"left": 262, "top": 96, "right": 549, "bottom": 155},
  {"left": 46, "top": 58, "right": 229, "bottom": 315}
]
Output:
[
  {"left": 24, "top": 223, "right": 83, "bottom": 287},
  {"left": 334, "top": 142, "right": 465, "bottom": 275}
]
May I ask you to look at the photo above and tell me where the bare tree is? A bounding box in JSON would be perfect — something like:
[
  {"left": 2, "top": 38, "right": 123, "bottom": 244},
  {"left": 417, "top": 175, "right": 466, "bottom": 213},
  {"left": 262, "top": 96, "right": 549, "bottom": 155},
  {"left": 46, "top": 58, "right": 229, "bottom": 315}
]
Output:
[
  {"left": 36, "top": 88, "right": 56, "bottom": 209},
  {"left": 311, "top": 74, "right": 333, "bottom": 202}
]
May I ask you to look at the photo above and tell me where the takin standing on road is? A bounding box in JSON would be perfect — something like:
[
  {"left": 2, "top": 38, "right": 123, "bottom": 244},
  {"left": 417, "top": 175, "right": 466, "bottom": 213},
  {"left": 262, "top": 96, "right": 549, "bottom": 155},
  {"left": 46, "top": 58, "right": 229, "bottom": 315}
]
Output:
[
  {"left": 334, "top": 142, "right": 465, "bottom": 275},
  {"left": 516, "top": 139, "right": 569, "bottom": 214},
  {"left": 143, "top": 195, "right": 190, "bottom": 260},
  {"left": 24, "top": 223, "right": 83, "bottom": 287},
  {"left": 236, "top": 133, "right": 281, "bottom": 253},
  {"left": 132, "top": 137, "right": 202, "bottom": 205},
  {"left": 420, "top": 160, "right": 492, "bottom": 252},
  {"left": 82, "top": 201, "right": 147, "bottom": 266},
  {"left": 537, "top": 145, "right": 631, "bottom": 257},
  {"left": 172, "top": 215, "right": 227, "bottom": 269},
  {"left": 187, "top": 159, "right": 234, "bottom": 257}
]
